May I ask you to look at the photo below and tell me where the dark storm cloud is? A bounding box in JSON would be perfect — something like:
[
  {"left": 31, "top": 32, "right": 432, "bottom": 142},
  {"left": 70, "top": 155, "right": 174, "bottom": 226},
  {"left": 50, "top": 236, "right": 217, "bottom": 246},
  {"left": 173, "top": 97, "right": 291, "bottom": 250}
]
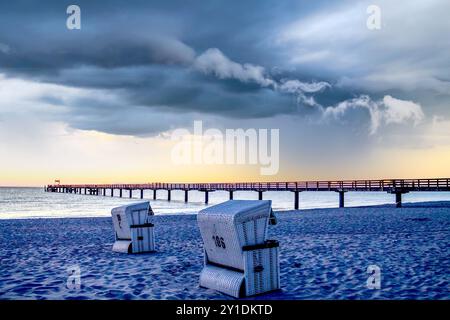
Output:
[
  {"left": 0, "top": 0, "right": 323, "bottom": 130},
  {"left": 0, "top": 0, "right": 447, "bottom": 136}
]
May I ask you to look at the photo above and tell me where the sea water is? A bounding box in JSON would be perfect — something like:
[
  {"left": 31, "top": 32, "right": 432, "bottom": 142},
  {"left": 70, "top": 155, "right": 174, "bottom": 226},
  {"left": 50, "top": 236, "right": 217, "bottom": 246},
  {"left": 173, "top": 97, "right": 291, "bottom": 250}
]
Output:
[{"left": 0, "top": 187, "right": 449, "bottom": 219}]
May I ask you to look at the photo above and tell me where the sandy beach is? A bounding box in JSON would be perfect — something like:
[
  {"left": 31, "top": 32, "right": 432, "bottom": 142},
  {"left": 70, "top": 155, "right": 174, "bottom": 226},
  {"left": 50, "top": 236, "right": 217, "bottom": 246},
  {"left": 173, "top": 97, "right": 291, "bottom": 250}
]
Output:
[{"left": 0, "top": 202, "right": 449, "bottom": 300}]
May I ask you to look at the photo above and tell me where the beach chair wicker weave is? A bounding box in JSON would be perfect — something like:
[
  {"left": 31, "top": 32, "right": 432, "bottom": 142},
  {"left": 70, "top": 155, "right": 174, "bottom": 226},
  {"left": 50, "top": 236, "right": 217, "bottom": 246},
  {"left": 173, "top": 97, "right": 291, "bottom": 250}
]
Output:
[
  {"left": 198, "top": 200, "right": 280, "bottom": 298},
  {"left": 111, "top": 201, "right": 155, "bottom": 253}
]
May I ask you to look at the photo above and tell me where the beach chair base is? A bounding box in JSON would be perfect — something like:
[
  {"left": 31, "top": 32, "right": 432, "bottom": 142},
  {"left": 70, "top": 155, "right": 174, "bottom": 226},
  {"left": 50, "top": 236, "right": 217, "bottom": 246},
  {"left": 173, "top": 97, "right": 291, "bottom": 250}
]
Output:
[
  {"left": 199, "top": 265, "right": 245, "bottom": 298},
  {"left": 199, "top": 240, "right": 280, "bottom": 298},
  {"left": 112, "top": 224, "right": 155, "bottom": 254},
  {"left": 112, "top": 240, "right": 132, "bottom": 253},
  {"left": 130, "top": 224, "right": 155, "bottom": 253}
]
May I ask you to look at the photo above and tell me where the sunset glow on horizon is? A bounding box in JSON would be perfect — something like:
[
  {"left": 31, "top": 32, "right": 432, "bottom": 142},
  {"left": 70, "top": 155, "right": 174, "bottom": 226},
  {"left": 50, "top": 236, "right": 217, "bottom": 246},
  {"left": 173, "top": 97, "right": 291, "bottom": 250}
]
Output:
[{"left": 1, "top": 1, "right": 450, "bottom": 187}]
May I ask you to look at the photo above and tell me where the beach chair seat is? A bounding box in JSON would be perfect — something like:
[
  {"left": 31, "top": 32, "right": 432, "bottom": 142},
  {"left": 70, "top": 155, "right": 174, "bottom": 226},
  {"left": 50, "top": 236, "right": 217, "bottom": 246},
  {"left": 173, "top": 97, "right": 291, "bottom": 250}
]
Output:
[
  {"left": 197, "top": 200, "right": 280, "bottom": 298},
  {"left": 111, "top": 201, "right": 155, "bottom": 253}
]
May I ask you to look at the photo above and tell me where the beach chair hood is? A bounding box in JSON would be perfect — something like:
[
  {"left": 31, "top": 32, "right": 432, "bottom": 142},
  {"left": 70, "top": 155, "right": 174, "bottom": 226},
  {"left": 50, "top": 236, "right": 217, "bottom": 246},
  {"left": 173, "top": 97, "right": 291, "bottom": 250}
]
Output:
[{"left": 197, "top": 200, "right": 272, "bottom": 271}]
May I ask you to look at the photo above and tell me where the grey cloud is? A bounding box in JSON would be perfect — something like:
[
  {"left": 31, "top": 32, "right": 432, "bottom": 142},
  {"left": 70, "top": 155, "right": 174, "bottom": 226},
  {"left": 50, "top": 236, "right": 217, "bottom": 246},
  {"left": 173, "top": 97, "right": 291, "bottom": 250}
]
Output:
[
  {"left": 276, "top": 0, "right": 450, "bottom": 97},
  {"left": 194, "top": 48, "right": 276, "bottom": 87},
  {"left": 0, "top": 35, "right": 195, "bottom": 74},
  {"left": 0, "top": 0, "right": 446, "bottom": 140},
  {"left": 323, "top": 95, "right": 424, "bottom": 134}
]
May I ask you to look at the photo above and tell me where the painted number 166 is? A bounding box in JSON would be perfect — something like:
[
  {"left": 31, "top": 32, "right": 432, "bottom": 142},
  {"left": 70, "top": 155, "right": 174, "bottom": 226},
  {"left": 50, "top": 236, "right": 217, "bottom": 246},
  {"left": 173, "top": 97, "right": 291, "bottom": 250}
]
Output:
[{"left": 212, "top": 235, "right": 226, "bottom": 249}]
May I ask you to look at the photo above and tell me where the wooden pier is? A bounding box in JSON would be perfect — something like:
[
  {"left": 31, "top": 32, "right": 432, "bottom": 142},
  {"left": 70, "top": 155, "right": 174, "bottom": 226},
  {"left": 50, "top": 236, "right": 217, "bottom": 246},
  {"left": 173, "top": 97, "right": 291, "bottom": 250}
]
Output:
[{"left": 45, "top": 178, "right": 450, "bottom": 209}]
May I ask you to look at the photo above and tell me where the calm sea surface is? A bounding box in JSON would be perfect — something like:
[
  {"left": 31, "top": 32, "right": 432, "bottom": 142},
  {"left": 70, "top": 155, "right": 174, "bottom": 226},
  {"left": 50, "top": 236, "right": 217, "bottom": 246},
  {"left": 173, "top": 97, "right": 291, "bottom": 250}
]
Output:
[{"left": 1, "top": 187, "right": 450, "bottom": 219}]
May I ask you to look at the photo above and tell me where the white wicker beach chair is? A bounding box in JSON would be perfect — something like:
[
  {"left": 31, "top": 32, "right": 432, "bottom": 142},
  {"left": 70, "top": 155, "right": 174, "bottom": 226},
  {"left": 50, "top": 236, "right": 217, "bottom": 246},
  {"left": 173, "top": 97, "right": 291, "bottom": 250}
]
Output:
[
  {"left": 111, "top": 201, "right": 155, "bottom": 254},
  {"left": 197, "top": 200, "right": 280, "bottom": 298}
]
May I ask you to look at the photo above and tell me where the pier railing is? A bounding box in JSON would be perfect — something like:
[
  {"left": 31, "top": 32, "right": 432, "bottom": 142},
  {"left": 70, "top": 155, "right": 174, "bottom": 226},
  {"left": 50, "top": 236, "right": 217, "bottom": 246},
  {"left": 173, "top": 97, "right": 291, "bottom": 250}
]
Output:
[
  {"left": 45, "top": 178, "right": 450, "bottom": 209},
  {"left": 47, "top": 178, "right": 450, "bottom": 192}
]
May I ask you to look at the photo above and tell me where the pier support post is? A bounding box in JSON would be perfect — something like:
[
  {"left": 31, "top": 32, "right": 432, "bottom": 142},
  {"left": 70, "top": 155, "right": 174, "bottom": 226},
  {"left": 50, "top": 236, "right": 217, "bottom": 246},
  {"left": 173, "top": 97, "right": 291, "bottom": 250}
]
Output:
[
  {"left": 205, "top": 191, "right": 209, "bottom": 204},
  {"left": 167, "top": 190, "right": 171, "bottom": 201},
  {"left": 119, "top": 189, "right": 123, "bottom": 198},
  {"left": 84, "top": 188, "right": 87, "bottom": 195},
  {"left": 111, "top": 189, "right": 114, "bottom": 197},
  {"left": 336, "top": 190, "right": 347, "bottom": 208},
  {"left": 388, "top": 189, "right": 409, "bottom": 208},
  {"left": 258, "top": 190, "right": 264, "bottom": 200},
  {"left": 184, "top": 190, "right": 189, "bottom": 202},
  {"left": 229, "top": 190, "right": 234, "bottom": 200},
  {"left": 294, "top": 190, "right": 300, "bottom": 210},
  {"left": 153, "top": 189, "right": 156, "bottom": 200},
  {"left": 129, "top": 189, "right": 133, "bottom": 198},
  {"left": 140, "top": 189, "right": 144, "bottom": 199},
  {"left": 395, "top": 192, "right": 402, "bottom": 208}
]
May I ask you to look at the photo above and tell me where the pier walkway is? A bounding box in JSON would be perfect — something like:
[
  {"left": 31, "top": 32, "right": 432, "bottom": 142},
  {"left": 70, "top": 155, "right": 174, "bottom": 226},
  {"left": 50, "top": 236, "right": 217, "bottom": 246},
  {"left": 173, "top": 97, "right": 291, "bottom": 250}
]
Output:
[{"left": 46, "top": 178, "right": 450, "bottom": 209}]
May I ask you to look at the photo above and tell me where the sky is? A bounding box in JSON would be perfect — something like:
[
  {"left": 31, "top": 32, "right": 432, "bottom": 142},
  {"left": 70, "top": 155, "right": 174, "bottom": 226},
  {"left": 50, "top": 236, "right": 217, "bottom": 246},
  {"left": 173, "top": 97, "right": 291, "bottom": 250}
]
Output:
[{"left": 0, "top": 0, "right": 449, "bottom": 186}]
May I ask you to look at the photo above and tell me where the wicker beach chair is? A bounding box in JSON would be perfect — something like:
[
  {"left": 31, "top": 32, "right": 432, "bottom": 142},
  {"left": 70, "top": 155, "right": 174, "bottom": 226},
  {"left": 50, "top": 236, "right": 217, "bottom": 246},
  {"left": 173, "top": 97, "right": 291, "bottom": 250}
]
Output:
[
  {"left": 111, "top": 201, "right": 155, "bottom": 254},
  {"left": 197, "top": 200, "right": 280, "bottom": 298}
]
